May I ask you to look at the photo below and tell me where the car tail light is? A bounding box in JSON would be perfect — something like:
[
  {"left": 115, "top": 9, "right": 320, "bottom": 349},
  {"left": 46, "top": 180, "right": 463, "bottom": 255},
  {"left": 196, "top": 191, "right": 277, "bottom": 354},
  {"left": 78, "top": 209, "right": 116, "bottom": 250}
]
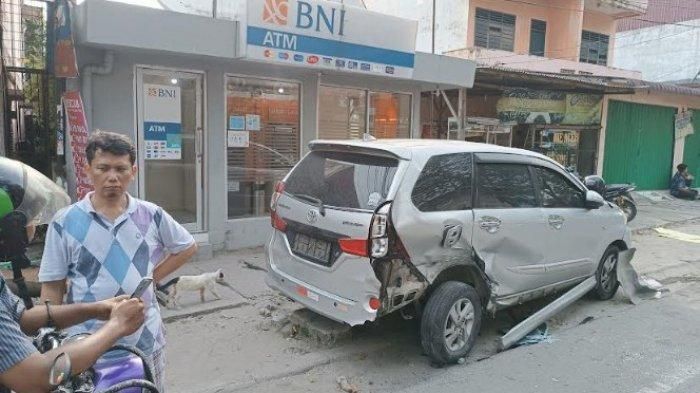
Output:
[
  {"left": 370, "top": 203, "right": 391, "bottom": 258},
  {"left": 338, "top": 238, "right": 369, "bottom": 257},
  {"left": 368, "top": 297, "right": 381, "bottom": 311},
  {"left": 270, "top": 181, "right": 287, "bottom": 232}
]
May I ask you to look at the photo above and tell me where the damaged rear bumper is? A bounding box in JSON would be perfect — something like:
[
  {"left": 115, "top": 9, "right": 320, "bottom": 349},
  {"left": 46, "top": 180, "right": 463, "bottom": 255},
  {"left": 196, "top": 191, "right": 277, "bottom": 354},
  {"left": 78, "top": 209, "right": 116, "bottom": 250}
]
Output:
[{"left": 265, "top": 268, "right": 378, "bottom": 326}]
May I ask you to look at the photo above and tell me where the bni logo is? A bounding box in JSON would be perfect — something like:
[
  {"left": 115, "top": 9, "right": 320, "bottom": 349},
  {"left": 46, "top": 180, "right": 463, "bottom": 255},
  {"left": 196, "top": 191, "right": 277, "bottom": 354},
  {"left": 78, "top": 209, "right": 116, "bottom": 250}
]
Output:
[{"left": 263, "top": 0, "right": 288, "bottom": 26}]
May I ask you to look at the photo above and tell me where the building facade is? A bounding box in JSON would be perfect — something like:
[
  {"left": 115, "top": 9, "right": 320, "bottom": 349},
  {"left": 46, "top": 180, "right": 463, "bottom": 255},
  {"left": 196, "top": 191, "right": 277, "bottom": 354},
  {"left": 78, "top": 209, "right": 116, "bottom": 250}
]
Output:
[{"left": 67, "top": 0, "right": 476, "bottom": 254}]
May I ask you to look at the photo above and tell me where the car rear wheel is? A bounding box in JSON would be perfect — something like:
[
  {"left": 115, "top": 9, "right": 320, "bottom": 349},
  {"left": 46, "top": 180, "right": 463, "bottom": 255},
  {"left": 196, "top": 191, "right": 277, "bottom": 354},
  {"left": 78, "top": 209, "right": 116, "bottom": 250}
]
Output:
[
  {"left": 592, "top": 245, "right": 620, "bottom": 300},
  {"left": 420, "top": 281, "right": 482, "bottom": 365}
]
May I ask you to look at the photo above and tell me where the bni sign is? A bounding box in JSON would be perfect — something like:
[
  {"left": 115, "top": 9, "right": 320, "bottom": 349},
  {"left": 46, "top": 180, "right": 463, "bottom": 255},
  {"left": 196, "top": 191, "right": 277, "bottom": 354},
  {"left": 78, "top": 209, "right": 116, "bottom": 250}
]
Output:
[{"left": 246, "top": 0, "right": 417, "bottom": 78}]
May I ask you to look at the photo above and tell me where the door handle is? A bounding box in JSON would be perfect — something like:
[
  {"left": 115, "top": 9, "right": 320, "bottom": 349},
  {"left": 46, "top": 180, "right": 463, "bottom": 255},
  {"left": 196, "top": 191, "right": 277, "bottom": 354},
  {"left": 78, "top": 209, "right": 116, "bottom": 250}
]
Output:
[
  {"left": 479, "top": 217, "right": 501, "bottom": 234},
  {"left": 548, "top": 215, "right": 565, "bottom": 229}
]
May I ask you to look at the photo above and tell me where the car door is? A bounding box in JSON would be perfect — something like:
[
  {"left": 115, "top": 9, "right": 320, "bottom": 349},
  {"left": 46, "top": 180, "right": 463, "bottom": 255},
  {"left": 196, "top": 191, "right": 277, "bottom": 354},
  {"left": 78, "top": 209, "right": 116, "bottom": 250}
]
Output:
[
  {"left": 392, "top": 153, "right": 475, "bottom": 282},
  {"left": 531, "top": 165, "right": 604, "bottom": 284},
  {"left": 471, "top": 155, "right": 551, "bottom": 297}
]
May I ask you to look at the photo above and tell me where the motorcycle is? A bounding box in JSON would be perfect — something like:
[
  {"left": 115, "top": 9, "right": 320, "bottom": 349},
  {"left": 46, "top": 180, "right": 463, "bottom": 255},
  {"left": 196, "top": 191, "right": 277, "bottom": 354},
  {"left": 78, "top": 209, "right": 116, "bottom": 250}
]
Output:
[
  {"left": 35, "top": 328, "right": 159, "bottom": 393},
  {"left": 584, "top": 175, "right": 637, "bottom": 222}
]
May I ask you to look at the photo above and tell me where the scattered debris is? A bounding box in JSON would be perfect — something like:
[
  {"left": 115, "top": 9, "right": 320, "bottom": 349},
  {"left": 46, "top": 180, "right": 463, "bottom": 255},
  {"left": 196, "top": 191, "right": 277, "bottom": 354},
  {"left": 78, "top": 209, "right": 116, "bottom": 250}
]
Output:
[
  {"left": 259, "top": 304, "right": 277, "bottom": 318},
  {"left": 514, "top": 323, "right": 553, "bottom": 347},
  {"left": 579, "top": 316, "right": 595, "bottom": 325},
  {"left": 241, "top": 260, "right": 268, "bottom": 272},
  {"left": 336, "top": 376, "right": 359, "bottom": 393}
]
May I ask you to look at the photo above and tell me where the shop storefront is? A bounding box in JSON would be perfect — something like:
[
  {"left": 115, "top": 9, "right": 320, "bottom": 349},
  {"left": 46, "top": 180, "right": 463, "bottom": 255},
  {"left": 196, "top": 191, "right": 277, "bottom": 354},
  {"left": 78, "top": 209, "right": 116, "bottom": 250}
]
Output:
[{"left": 67, "top": 0, "right": 476, "bottom": 253}]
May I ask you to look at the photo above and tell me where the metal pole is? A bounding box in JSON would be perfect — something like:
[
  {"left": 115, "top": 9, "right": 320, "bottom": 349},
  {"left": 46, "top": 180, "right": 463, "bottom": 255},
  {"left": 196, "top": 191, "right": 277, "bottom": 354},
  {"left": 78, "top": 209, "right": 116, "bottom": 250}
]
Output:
[
  {"left": 431, "top": 0, "right": 436, "bottom": 54},
  {"left": 212, "top": 0, "right": 218, "bottom": 18},
  {"left": 499, "top": 276, "right": 597, "bottom": 351}
]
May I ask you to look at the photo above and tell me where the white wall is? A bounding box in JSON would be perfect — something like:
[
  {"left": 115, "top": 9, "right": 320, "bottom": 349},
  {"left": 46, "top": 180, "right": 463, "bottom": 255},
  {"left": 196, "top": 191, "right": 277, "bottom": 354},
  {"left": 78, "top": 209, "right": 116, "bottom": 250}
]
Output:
[
  {"left": 363, "top": 0, "right": 469, "bottom": 54},
  {"left": 613, "top": 19, "right": 700, "bottom": 83}
]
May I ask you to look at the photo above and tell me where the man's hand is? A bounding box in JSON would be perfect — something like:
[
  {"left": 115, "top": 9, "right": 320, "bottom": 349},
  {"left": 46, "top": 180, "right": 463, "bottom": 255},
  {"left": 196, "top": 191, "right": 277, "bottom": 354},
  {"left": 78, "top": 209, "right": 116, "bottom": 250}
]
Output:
[
  {"left": 95, "top": 295, "right": 129, "bottom": 320},
  {"left": 107, "top": 298, "right": 145, "bottom": 337}
]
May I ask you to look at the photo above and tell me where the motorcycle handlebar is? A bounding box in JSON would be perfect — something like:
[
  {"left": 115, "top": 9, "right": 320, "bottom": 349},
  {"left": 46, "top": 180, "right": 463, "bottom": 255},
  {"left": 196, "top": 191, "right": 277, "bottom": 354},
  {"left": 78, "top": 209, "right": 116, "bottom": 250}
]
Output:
[
  {"left": 94, "top": 379, "right": 159, "bottom": 393},
  {"left": 105, "top": 344, "right": 156, "bottom": 385}
]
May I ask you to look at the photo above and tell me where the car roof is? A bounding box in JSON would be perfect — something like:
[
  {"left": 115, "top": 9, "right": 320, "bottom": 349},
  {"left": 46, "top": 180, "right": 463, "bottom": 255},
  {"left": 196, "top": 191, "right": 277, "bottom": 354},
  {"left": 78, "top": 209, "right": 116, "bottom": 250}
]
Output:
[{"left": 309, "top": 138, "right": 550, "bottom": 162}]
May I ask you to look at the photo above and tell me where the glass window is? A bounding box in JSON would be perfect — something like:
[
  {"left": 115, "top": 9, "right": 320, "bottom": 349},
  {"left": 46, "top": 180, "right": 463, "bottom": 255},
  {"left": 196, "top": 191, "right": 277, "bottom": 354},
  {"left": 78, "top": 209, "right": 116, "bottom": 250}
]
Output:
[
  {"left": 580, "top": 30, "right": 609, "bottom": 65},
  {"left": 412, "top": 153, "right": 472, "bottom": 212},
  {"left": 318, "top": 86, "right": 367, "bottom": 140},
  {"left": 369, "top": 92, "right": 412, "bottom": 139},
  {"left": 475, "top": 8, "right": 516, "bottom": 52},
  {"left": 533, "top": 167, "right": 584, "bottom": 208},
  {"left": 319, "top": 86, "right": 412, "bottom": 140},
  {"left": 476, "top": 164, "right": 537, "bottom": 208},
  {"left": 529, "top": 20, "right": 546, "bottom": 57},
  {"left": 285, "top": 151, "right": 398, "bottom": 211},
  {"left": 226, "top": 76, "right": 300, "bottom": 219}
]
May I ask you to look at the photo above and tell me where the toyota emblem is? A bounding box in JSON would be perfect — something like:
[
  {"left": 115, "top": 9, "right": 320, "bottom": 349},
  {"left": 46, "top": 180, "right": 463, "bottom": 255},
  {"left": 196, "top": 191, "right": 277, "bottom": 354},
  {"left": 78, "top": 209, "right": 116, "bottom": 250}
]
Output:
[{"left": 306, "top": 209, "right": 319, "bottom": 223}]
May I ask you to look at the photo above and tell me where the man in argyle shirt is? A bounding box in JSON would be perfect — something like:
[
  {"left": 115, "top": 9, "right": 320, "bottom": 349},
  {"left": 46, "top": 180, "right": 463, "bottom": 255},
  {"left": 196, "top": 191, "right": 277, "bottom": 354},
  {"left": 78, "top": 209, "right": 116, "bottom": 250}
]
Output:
[{"left": 39, "top": 131, "right": 197, "bottom": 392}]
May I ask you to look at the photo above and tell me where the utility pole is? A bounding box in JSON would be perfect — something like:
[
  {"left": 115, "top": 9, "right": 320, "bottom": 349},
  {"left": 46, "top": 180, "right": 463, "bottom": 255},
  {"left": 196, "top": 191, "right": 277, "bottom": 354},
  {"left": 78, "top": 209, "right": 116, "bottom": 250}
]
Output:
[
  {"left": 431, "top": 0, "right": 436, "bottom": 54},
  {"left": 212, "top": 0, "right": 218, "bottom": 18}
]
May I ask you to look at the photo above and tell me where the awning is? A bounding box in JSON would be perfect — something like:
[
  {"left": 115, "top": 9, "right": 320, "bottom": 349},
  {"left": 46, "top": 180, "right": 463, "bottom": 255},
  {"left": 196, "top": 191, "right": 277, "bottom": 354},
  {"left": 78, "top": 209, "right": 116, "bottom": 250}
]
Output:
[{"left": 474, "top": 67, "right": 637, "bottom": 95}]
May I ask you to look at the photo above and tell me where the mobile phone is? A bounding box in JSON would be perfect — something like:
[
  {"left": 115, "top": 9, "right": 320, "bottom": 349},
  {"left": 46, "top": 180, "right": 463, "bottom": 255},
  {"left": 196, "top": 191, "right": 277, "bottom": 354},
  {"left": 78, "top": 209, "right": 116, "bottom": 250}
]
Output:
[{"left": 131, "top": 277, "right": 153, "bottom": 299}]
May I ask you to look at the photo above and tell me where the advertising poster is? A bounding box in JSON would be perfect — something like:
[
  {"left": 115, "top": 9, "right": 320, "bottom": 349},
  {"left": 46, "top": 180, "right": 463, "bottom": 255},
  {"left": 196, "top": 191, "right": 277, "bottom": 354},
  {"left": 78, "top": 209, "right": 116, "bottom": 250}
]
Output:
[{"left": 144, "top": 84, "right": 182, "bottom": 160}]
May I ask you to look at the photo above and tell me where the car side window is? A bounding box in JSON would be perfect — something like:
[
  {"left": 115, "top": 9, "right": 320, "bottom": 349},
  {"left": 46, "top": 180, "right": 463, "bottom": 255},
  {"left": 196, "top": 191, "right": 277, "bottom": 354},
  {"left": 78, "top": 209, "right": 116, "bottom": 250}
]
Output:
[
  {"left": 476, "top": 163, "right": 537, "bottom": 208},
  {"left": 412, "top": 153, "right": 472, "bottom": 212},
  {"left": 533, "top": 166, "right": 585, "bottom": 208}
]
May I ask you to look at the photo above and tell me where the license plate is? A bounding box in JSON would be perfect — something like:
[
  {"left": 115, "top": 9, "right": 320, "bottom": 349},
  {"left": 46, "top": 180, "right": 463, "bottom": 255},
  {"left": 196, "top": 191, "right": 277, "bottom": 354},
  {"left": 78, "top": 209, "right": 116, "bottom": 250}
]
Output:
[{"left": 292, "top": 233, "right": 331, "bottom": 263}]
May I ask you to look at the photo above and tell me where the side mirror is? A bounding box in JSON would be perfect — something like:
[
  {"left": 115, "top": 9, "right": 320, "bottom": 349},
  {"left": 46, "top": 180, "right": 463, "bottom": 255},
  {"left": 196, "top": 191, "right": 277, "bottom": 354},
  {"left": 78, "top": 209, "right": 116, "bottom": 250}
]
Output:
[
  {"left": 49, "top": 353, "right": 71, "bottom": 388},
  {"left": 585, "top": 190, "right": 605, "bottom": 209}
]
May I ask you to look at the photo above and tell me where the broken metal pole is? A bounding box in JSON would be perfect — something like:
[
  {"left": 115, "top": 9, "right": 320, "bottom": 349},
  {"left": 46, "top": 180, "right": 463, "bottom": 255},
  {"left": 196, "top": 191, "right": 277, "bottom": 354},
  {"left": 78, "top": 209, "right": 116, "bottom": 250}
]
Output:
[{"left": 499, "top": 276, "right": 597, "bottom": 351}]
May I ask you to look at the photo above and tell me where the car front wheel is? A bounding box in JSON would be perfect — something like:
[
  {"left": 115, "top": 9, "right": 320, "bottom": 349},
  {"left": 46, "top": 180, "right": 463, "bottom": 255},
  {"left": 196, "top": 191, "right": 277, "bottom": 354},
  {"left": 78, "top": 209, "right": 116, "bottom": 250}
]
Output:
[
  {"left": 420, "top": 281, "right": 482, "bottom": 365},
  {"left": 592, "top": 245, "right": 620, "bottom": 300}
]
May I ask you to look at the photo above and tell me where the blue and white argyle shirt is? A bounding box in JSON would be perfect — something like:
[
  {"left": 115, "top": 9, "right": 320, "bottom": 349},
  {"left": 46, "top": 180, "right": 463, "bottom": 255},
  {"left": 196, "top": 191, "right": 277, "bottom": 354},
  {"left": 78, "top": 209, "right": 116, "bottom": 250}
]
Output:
[{"left": 39, "top": 192, "right": 195, "bottom": 357}]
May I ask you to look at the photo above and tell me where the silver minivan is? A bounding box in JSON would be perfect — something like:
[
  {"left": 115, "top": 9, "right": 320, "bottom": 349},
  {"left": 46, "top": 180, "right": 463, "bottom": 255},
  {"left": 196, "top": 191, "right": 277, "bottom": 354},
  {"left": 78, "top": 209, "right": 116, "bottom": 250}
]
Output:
[{"left": 266, "top": 139, "right": 631, "bottom": 364}]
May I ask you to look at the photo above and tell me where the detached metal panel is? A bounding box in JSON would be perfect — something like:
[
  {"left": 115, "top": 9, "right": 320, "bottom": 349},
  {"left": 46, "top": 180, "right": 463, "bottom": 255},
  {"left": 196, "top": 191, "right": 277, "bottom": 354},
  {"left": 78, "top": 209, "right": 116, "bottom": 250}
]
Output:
[{"left": 603, "top": 100, "right": 676, "bottom": 190}]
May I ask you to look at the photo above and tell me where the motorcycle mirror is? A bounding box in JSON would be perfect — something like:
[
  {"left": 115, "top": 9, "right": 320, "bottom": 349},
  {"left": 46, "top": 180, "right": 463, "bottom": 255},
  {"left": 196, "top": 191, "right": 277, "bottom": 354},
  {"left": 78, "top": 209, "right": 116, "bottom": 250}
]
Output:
[{"left": 49, "top": 353, "right": 71, "bottom": 388}]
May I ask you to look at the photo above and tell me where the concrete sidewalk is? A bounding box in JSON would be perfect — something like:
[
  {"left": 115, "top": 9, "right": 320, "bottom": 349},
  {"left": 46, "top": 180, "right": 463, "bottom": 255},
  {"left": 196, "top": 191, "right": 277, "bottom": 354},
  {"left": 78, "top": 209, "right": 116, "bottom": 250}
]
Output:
[{"left": 628, "top": 191, "right": 700, "bottom": 232}]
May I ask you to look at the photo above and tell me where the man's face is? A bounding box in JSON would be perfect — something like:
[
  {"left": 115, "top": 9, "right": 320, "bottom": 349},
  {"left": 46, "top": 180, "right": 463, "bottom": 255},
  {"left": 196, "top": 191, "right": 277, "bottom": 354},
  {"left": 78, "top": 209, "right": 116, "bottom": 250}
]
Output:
[{"left": 86, "top": 149, "right": 136, "bottom": 199}]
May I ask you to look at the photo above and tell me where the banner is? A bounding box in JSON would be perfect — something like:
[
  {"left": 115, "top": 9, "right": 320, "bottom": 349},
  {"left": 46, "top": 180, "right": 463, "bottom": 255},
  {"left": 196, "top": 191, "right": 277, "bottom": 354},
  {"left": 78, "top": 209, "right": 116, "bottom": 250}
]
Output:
[
  {"left": 497, "top": 89, "right": 602, "bottom": 126},
  {"left": 62, "top": 91, "right": 92, "bottom": 199},
  {"left": 54, "top": 0, "right": 79, "bottom": 78},
  {"left": 246, "top": 0, "right": 417, "bottom": 78},
  {"left": 143, "top": 84, "right": 182, "bottom": 160}
]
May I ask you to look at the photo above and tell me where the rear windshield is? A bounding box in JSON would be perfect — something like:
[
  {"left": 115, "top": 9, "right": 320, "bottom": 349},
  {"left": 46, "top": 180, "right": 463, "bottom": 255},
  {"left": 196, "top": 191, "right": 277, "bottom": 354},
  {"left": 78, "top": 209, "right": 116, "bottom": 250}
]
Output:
[{"left": 285, "top": 150, "right": 399, "bottom": 211}]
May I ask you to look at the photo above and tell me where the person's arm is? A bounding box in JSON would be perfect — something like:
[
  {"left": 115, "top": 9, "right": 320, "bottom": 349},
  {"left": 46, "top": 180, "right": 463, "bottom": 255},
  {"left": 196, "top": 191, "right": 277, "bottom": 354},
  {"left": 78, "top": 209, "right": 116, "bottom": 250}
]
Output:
[
  {"left": 19, "top": 296, "right": 124, "bottom": 335},
  {"left": 152, "top": 207, "right": 198, "bottom": 284},
  {"left": 38, "top": 219, "right": 69, "bottom": 305},
  {"left": 0, "top": 299, "right": 144, "bottom": 393},
  {"left": 153, "top": 243, "right": 198, "bottom": 283},
  {"left": 40, "top": 280, "right": 66, "bottom": 306}
]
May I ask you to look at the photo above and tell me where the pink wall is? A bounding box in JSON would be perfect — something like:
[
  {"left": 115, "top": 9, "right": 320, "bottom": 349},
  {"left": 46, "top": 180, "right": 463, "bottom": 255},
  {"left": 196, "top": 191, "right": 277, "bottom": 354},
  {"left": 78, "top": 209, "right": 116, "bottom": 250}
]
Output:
[
  {"left": 582, "top": 10, "right": 617, "bottom": 61},
  {"left": 467, "top": 0, "right": 617, "bottom": 63}
]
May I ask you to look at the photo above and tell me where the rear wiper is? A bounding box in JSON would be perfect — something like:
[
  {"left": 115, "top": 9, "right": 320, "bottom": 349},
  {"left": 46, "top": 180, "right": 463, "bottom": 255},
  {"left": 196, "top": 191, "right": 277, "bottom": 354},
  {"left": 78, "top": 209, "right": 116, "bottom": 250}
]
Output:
[{"left": 295, "top": 194, "right": 326, "bottom": 216}]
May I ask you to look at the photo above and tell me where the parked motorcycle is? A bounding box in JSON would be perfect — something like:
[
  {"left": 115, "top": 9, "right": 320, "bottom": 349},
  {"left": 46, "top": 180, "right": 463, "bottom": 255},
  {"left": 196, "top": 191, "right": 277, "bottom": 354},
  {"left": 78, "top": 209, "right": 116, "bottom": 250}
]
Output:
[
  {"left": 35, "top": 328, "right": 159, "bottom": 393},
  {"left": 584, "top": 175, "right": 637, "bottom": 222}
]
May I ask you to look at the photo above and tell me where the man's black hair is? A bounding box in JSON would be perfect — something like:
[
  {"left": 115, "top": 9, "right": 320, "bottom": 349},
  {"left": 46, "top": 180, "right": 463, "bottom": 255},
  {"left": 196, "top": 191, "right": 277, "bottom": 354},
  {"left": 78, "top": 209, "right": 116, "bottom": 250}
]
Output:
[{"left": 86, "top": 131, "right": 136, "bottom": 165}]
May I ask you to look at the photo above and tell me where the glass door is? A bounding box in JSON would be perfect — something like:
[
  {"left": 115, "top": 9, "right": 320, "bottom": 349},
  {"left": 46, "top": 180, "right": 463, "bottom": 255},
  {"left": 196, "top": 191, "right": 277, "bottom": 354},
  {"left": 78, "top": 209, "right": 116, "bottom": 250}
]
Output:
[{"left": 136, "top": 67, "right": 204, "bottom": 232}]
